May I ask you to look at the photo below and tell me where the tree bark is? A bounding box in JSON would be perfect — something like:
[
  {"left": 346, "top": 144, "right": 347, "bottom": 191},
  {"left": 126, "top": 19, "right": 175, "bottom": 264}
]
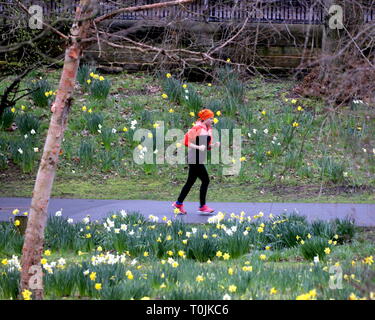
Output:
[{"left": 20, "top": 0, "right": 96, "bottom": 300}]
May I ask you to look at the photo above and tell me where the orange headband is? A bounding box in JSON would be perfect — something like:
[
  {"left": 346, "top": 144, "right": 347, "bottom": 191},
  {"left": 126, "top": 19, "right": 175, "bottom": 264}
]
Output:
[{"left": 198, "top": 109, "right": 214, "bottom": 121}]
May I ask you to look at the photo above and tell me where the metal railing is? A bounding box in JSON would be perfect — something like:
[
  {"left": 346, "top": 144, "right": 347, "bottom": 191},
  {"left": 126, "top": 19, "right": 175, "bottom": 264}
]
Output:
[{"left": 0, "top": 0, "right": 374, "bottom": 25}]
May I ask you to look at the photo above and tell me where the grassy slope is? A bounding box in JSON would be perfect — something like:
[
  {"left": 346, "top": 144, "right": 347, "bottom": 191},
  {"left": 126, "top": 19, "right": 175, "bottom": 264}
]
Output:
[{"left": 0, "top": 68, "right": 374, "bottom": 203}]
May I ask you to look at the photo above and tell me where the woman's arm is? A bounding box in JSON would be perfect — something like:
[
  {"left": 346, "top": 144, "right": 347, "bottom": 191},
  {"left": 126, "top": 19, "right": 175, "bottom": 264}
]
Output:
[{"left": 189, "top": 143, "right": 205, "bottom": 151}]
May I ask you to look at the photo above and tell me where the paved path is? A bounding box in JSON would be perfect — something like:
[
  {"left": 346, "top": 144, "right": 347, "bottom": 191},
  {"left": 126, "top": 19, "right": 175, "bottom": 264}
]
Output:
[{"left": 0, "top": 198, "right": 374, "bottom": 226}]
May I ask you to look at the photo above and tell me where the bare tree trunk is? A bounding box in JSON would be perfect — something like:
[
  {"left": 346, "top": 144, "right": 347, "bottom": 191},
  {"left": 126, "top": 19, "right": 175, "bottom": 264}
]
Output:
[{"left": 20, "top": 0, "right": 96, "bottom": 300}]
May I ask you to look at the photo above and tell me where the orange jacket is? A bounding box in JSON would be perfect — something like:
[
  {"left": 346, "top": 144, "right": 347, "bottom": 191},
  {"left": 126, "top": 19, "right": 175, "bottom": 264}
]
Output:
[{"left": 183, "top": 121, "right": 213, "bottom": 150}]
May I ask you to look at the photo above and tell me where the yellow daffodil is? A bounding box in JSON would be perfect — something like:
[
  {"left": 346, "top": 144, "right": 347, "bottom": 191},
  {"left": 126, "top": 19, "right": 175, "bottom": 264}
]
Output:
[
  {"left": 259, "top": 254, "right": 267, "bottom": 261},
  {"left": 292, "top": 122, "right": 299, "bottom": 127},
  {"left": 189, "top": 112, "right": 195, "bottom": 117},
  {"left": 40, "top": 258, "right": 47, "bottom": 265},
  {"left": 82, "top": 106, "right": 87, "bottom": 112},
  {"left": 44, "top": 250, "right": 51, "bottom": 256},
  {"left": 14, "top": 220, "right": 20, "bottom": 227},
  {"left": 226, "top": 58, "right": 231, "bottom": 63},
  {"left": 364, "top": 256, "right": 373, "bottom": 265},
  {"left": 95, "top": 283, "right": 102, "bottom": 290},
  {"left": 213, "top": 118, "right": 219, "bottom": 124},
  {"left": 21, "top": 289, "right": 32, "bottom": 300},
  {"left": 270, "top": 287, "right": 278, "bottom": 295},
  {"left": 324, "top": 247, "right": 331, "bottom": 255},
  {"left": 223, "top": 253, "right": 230, "bottom": 260},
  {"left": 196, "top": 275, "right": 204, "bottom": 282},
  {"left": 228, "top": 285, "right": 237, "bottom": 293},
  {"left": 261, "top": 110, "right": 266, "bottom": 115},
  {"left": 87, "top": 79, "right": 91, "bottom": 84},
  {"left": 161, "top": 93, "right": 168, "bottom": 99},
  {"left": 89, "top": 272, "right": 96, "bottom": 281},
  {"left": 166, "top": 73, "right": 172, "bottom": 78},
  {"left": 168, "top": 108, "right": 174, "bottom": 113},
  {"left": 123, "top": 127, "right": 128, "bottom": 132},
  {"left": 297, "top": 106, "right": 303, "bottom": 111},
  {"left": 12, "top": 209, "right": 19, "bottom": 215}
]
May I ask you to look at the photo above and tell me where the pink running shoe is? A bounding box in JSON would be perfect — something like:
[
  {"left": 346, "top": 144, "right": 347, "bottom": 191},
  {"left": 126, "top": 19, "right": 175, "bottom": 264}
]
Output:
[
  {"left": 197, "top": 205, "right": 215, "bottom": 215},
  {"left": 172, "top": 202, "right": 187, "bottom": 215}
]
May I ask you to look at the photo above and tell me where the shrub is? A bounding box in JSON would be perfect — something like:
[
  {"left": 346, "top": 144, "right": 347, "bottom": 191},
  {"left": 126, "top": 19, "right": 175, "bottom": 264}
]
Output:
[
  {"left": 84, "top": 112, "right": 104, "bottom": 134},
  {"left": 15, "top": 113, "right": 40, "bottom": 135},
  {"left": 334, "top": 217, "right": 356, "bottom": 243},
  {"left": 77, "top": 64, "right": 96, "bottom": 89},
  {"left": 160, "top": 76, "right": 184, "bottom": 103},
  {"left": 183, "top": 85, "right": 203, "bottom": 114},
  {"left": 0, "top": 222, "right": 24, "bottom": 255},
  {"left": 186, "top": 231, "right": 218, "bottom": 262},
  {"left": 98, "top": 127, "right": 117, "bottom": 151},
  {"left": 9, "top": 138, "right": 39, "bottom": 173},
  {"left": 317, "top": 156, "right": 346, "bottom": 184},
  {"left": 300, "top": 237, "right": 332, "bottom": 261},
  {"left": 45, "top": 266, "right": 77, "bottom": 298},
  {"left": 78, "top": 139, "right": 96, "bottom": 167},
  {"left": 0, "top": 269, "right": 19, "bottom": 300},
  {"left": 29, "top": 79, "right": 52, "bottom": 108},
  {"left": 311, "top": 220, "right": 336, "bottom": 239},
  {"left": 0, "top": 108, "right": 15, "bottom": 130},
  {"left": 90, "top": 79, "right": 111, "bottom": 100}
]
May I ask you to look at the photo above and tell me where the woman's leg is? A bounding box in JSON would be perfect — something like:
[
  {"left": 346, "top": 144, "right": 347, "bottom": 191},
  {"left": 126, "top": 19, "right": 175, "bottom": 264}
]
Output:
[
  {"left": 196, "top": 164, "right": 210, "bottom": 207},
  {"left": 177, "top": 164, "right": 198, "bottom": 203}
]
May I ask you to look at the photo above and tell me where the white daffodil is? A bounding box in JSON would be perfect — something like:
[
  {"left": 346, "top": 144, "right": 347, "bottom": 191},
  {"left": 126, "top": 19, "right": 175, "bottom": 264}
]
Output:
[
  {"left": 120, "top": 209, "right": 127, "bottom": 217},
  {"left": 30, "top": 129, "right": 36, "bottom": 135},
  {"left": 18, "top": 148, "right": 23, "bottom": 154},
  {"left": 82, "top": 216, "right": 90, "bottom": 224}
]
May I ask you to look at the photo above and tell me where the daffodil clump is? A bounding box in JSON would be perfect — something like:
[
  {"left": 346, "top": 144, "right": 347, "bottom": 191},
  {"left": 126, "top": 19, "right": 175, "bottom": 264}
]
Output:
[{"left": 1, "top": 210, "right": 373, "bottom": 300}]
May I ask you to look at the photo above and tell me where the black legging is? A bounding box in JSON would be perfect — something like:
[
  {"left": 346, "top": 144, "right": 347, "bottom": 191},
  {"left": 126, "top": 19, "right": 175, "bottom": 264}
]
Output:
[{"left": 177, "top": 164, "right": 210, "bottom": 207}]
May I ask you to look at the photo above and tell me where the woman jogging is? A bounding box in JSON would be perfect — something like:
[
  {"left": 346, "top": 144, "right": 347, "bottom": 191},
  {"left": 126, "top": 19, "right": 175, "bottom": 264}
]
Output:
[{"left": 172, "top": 109, "right": 220, "bottom": 215}]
